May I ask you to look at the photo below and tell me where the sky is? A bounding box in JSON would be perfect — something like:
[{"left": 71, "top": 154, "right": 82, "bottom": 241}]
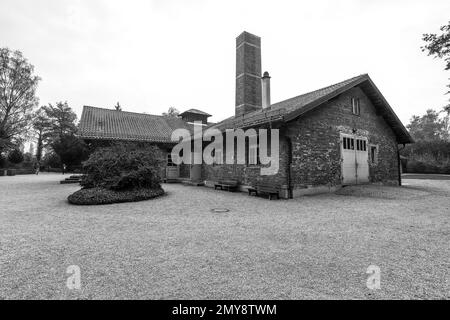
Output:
[{"left": 1, "top": 0, "right": 449, "bottom": 125}]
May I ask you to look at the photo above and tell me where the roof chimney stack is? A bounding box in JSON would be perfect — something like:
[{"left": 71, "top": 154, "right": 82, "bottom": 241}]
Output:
[
  {"left": 235, "top": 31, "right": 262, "bottom": 116},
  {"left": 261, "top": 71, "right": 271, "bottom": 109}
]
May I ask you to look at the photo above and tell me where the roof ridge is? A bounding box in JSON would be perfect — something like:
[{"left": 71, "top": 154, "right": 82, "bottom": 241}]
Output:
[
  {"left": 83, "top": 105, "right": 180, "bottom": 119},
  {"left": 270, "top": 73, "right": 368, "bottom": 109},
  {"left": 210, "top": 74, "right": 368, "bottom": 129}
]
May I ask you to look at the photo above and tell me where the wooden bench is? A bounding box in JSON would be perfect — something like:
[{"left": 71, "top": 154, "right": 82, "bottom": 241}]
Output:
[
  {"left": 214, "top": 179, "right": 239, "bottom": 192},
  {"left": 248, "top": 182, "right": 280, "bottom": 200}
]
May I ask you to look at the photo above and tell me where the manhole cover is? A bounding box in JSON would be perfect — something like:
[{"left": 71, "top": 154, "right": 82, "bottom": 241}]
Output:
[{"left": 211, "top": 208, "right": 230, "bottom": 213}]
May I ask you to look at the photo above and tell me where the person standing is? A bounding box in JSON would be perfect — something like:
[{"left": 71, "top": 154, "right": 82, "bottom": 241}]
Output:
[
  {"left": 62, "top": 163, "right": 66, "bottom": 175},
  {"left": 35, "top": 162, "right": 40, "bottom": 175}
]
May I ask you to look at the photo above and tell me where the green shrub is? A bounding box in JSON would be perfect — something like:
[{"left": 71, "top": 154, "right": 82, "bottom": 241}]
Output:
[
  {"left": 7, "top": 149, "right": 24, "bottom": 164},
  {"left": 0, "top": 154, "right": 6, "bottom": 168},
  {"left": 401, "top": 141, "right": 450, "bottom": 165},
  {"left": 81, "top": 143, "right": 164, "bottom": 191},
  {"left": 42, "top": 152, "right": 61, "bottom": 168},
  {"left": 406, "top": 160, "right": 450, "bottom": 174},
  {"left": 438, "top": 164, "right": 450, "bottom": 174},
  {"left": 68, "top": 187, "right": 165, "bottom": 205},
  {"left": 14, "top": 169, "right": 35, "bottom": 175}
]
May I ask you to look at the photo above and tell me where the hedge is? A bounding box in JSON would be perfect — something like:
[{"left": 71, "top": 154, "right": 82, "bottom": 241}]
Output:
[
  {"left": 0, "top": 169, "right": 36, "bottom": 176},
  {"left": 68, "top": 187, "right": 165, "bottom": 205},
  {"left": 406, "top": 160, "right": 450, "bottom": 174}
]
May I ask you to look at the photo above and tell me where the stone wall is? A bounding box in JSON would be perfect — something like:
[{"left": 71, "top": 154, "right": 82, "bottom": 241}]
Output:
[
  {"left": 201, "top": 133, "right": 290, "bottom": 191},
  {"left": 201, "top": 86, "right": 400, "bottom": 197}
]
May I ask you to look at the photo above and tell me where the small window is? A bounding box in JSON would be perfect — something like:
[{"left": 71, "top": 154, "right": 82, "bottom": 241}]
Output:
[
  {"left": 352, "top": 97, "right": 360, "bottom": 115},
  {"left": 355, "top": 139, "right": 367, "bottom": 151},
  {"left": 370, "top": 146, "right": 378, "bottom": 164},
  {"left": 343, "top": 137, "right": 355, "bottom": 150}
]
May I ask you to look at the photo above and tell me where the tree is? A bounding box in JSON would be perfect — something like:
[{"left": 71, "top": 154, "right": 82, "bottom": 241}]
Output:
[
  {"left": 0, "top": 153, "right": 6, "bottom": 168},
  {"left": 422, "top": 21, "right": 450, "bottom": 109},
  {"left": 50, "top": 134, "right": 88, "bottom": 169},
  {"left": 407, "top": 109, "right": 446, "bottom": 141},
  {"left": 42, "top": 101, "right": 77, "bottom": 139},
  {"left": 41, "top": 151, "right": 61, "bottom": 168},
  {"left": 7, "top": 149, "right": 24, "bottom": 164},
  {"left": 42, "top": 102, "right": 83, "bottom": 169},
  {"left": 0, "top": 48, "right": 40, "bottom": 154},
  {"left": 32, "top": 107, "right": 51, "bottom": 162},
  {"left": 442, "top": 105, "right": 450, "bottom": 140},
  {"left": 162, "top": 107, "right": 180, "bottom": 118}
]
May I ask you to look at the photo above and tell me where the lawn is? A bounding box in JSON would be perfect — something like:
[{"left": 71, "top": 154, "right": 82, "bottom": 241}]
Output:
[{"left": 0, "top": 173, "right": 448, "bottom": 299}]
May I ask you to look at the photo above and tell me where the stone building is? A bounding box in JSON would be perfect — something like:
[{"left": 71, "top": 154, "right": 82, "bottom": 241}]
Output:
[{"left": 78, "top": 31, "right": 413, "bottom": 198}]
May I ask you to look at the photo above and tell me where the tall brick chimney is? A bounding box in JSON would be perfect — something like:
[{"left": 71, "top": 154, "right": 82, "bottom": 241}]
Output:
[{"left": 235, "top": 31, "right": 262, "bottom": 117}]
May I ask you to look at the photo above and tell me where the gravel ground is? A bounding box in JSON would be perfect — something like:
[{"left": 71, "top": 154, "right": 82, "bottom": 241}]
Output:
[{"left": 0, "top": 173, "right": 449, "bottom": 299}]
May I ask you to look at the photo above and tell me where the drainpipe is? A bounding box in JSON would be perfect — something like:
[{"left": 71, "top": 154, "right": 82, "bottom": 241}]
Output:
[
  {"left": 397, "top": 143, "right": 406, "bottom": 186},
  {"left": 286, "top": 136, "right": 293, "bottom": 199}
]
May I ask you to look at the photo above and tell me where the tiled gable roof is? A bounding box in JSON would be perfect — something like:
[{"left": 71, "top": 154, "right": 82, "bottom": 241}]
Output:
[
  {"left": 210, "top": 74, "right": 365, "bottom": 131},
  {"left": 78, "top": 74, "right": 413, "bottom": 144},
  {"left": 78, "top": 106, "right": 193, "bottom": 143},
  {"left": 209, "top": 74, "right": 413, "bottom": 144},
  {"left": 270, "top": 74, "right": 364, "bottom": 113}
]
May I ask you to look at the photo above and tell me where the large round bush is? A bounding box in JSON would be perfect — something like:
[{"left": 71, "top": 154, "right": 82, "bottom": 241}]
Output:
[
  {"left": 69, "top": 143, "right": 165, "bottom": 205},
  {"left": 7, "top": 149, "right": 24, "bottom": 164},
  {"left": 81, "top": 143, "right": 164, "bottom": 190}
]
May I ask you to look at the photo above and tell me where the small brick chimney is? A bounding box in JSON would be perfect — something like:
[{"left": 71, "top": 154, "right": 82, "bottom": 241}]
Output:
[
  {"left": 261, "top": 71, "right": 271, "bottom": 109},
  {"left": 235, "top": 31, "right": 262, "bottom": 117}
]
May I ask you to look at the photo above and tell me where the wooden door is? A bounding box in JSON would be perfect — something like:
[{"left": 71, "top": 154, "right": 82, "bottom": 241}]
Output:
[{"left": 341, "top": 134, "right": 369, "bottom": 185}]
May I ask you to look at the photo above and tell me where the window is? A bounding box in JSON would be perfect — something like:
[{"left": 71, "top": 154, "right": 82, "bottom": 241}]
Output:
[
  {"left": 352, "top": 97, "right": 360, "bottom": 115},
  {"left": 356, "top": 139, "right": 367, "bottom": 151},
  {"left": 370, "top": 145, "right": 378, "bottom": 164},
  {"left": 343, "top": 137, "right": 367, "bottom": 151},
  {"left": 343, "top": 137, "right": 354, "bottom": 150}
]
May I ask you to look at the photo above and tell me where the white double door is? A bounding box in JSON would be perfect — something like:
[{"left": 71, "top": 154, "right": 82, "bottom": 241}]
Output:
[{"left": 341, "top": 134, "right": 369, "bottom": 185}]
